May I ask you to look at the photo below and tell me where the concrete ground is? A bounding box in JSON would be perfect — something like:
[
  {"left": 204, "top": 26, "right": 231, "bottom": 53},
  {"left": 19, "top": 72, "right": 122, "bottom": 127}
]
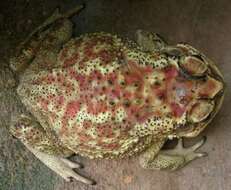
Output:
[{"left": 0, "top": 0, "right": 231, "bottom": 190}]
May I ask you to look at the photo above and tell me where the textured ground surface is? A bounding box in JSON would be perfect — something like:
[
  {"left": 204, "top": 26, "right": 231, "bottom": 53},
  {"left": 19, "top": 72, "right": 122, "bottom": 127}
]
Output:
[{"left": 0, "top": 0, "right": 231, "bottom": 190}]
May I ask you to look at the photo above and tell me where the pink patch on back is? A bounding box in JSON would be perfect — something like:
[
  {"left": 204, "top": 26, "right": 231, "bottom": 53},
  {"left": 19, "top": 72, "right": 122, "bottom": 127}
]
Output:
[
  {"left": 99, "top": 49, "right": 113, "bottom": 63},
  {"left": 38, "top": 97, "right": 49, "bottom": 111},
  {"left": 164, "top": 66, "right": 178, "bottom": 79},
  {"left": 57, "top": 95, "right": 65, "bottom": 106},
  {"left": 65, "top": 100, "right": 81, "bottom": 118},
  {"left": 170, "top": 102, "right": 185, "bottom": 117},
  {"left": 87, "top": 101, "right": 108, "bottom": 115},
  {"left": 63, "top": 52, "right": 80, "bottom": 67}
]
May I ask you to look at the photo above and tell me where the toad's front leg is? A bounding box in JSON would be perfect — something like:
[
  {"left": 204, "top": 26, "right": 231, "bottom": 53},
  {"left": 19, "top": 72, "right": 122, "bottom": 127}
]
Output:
[
  {"left": 139, "top": 137, "right": 207, "bottom": 170},
  {"left": 10, "top": 114, "right": 95, "bottom": 185},
  {"left": 135, "top": 30, "right": 167, "bottom": 52}
]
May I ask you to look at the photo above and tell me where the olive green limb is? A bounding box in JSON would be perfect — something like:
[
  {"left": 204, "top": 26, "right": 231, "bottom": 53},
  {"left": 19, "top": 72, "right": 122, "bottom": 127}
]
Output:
[
  {"left": 135, "top": 30, "right": 167, "bottom": 52},
  {"left": 10, "top": 114, "right": 72, "bottom": 156},
  {"left": 18, "top": 4, "right": 84, "bottom": 50},
  {"left": 139, "top": 137, "right": 207, "bottom": 170},
  {"left": 25, "top": 145, "right": 95, "bottom": 184},
  {"left": 10, "top": 5, "right": 84, "bottom": 73},
  {"left": 10, "top": 114, "right": 95, "bottom": 185}
]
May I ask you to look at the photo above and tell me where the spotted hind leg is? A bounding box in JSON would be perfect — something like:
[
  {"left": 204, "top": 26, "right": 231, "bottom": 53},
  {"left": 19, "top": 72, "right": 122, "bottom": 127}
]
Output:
[
  {"left": 25, "top": 145, "right": 95, "bottom": 184},
  {"left": 10, "top": 5, "right": 84, "bottom": 73},
  {"left": 10, "top": 114, "right": 95, "bottom": 185}
]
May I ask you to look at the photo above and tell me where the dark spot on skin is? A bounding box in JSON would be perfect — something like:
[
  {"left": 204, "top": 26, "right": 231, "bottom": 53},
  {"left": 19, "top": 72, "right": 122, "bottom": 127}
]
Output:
[
  {"left": 145, "top": 99, "right": 149, "bottom": 103},
  {"left": 123, "top": 100, "right": 131, "bottom": 107},
  {"left": 158, "top": 94, "right": 166, "bottom": 100},
  {"left": 120, "top": 81, "right": 125, "bottom": 86},
  {"left": 109, "top": 101, "right": 115, "bottom": 106},
  {"left": 108, "top": 80, "right": 113, "bottom": 85},
  {"left": 134, "top": 83, "right": 139, "bottom": 87},
  {"left": 102, "top": 86, "right": 106, "bottom": 91},
  {"left": 154, "top": 81, "right": 161, "bottom": 86},
  {"left": 135, "top": 113, "right": 140, "bottom": 118}
]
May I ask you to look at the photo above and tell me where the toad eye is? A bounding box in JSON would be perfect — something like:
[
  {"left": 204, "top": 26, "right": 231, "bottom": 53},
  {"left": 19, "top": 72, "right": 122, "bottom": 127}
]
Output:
[
  {"left": 187, "top": 100, "right": 215, "bottom": 123},
  {"left": 179, "top": 55, "right": 208, "bottom": 77}
]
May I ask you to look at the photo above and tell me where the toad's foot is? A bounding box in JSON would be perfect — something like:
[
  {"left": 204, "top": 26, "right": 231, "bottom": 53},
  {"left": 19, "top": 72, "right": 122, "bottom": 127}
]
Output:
[
  {"left": 159, "top": 137, "right": 207, "bottom": 170},
  {"left": 25, "top": 144, "right": 96, "bottom": 185},
  {"left": 161, "top": 137, "right": 207, "bottom": 170},
  {"left": 140, "top": 137, "right": 207, "bottom": 170}
]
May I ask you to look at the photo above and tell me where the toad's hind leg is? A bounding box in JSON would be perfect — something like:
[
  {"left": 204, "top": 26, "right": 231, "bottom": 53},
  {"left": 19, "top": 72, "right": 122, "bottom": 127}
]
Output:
[
  {"left": 10, "top": 5, "right": 84, "bottom": 73},
  {"left": 139, "top": 137, "right": 207, "bottom": 170},
  {"left": 25, "top": 145, "right": 95, "bottom": 184},
  {"left": 135, "top": 30, "right": 167, "bottom": 52},
  {"left": 10, "top": 114, "right": 95, "bottom": 185}
]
